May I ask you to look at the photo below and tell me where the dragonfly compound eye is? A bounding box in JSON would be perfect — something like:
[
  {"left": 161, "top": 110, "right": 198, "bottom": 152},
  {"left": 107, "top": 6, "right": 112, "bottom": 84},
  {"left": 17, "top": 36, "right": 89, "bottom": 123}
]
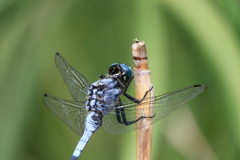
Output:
[
  {"left": 108, "top": 63, "right": 132, "bottom": 83},
  {"left": 119, "top": 64, "right": 132, "bottom": 83},
  {"left": 108, "top": 63, "right": 120, "bottom": 75}
]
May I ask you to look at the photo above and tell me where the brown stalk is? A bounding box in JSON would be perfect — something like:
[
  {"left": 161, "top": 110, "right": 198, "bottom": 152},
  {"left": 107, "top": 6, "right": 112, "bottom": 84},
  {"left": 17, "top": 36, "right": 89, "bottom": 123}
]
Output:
[{"left": 132, "top": 39, "right": 153, "bottom": 160}]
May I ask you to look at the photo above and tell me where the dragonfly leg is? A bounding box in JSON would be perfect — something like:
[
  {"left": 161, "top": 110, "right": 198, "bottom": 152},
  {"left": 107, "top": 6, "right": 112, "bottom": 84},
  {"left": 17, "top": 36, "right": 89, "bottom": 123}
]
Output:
[
  {"left": 116, "top": 100, "right": 155, "bottom": 125},
  {"left": 123, "top": 86, "right": 153, "bottom": 103}
]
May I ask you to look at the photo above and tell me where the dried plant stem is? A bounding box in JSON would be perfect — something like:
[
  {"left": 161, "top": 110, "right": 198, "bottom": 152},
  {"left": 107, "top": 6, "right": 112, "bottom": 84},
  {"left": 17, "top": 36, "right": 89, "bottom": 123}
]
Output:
[{"left": 132, "top": 39, "right": 153, "bottom": 160}]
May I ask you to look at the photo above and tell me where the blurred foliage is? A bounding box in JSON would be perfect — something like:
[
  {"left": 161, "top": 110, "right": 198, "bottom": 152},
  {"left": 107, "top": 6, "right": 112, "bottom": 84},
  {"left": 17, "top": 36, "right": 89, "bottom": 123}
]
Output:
[{"left": 0, "top": 0, "right": 240, "bottom": 160}]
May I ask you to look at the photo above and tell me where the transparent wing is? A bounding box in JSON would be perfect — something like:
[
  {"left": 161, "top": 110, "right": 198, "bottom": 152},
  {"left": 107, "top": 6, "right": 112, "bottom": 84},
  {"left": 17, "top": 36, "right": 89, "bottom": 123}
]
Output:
[
  {"left": 44, "top": 94, "right": 87, "bottom": 136},
  {"left": 55, "top": 53, "right": 90, "bottom": 101},
  {"left": 102, "top": 84, "right": 206, "bottom": 135}
]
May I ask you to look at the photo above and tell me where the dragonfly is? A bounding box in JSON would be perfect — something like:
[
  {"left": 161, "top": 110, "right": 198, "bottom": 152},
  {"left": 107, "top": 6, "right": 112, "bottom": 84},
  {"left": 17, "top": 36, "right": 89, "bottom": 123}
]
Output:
[{"left": 43, "top": 53, "right": 206, "bottom": 160}]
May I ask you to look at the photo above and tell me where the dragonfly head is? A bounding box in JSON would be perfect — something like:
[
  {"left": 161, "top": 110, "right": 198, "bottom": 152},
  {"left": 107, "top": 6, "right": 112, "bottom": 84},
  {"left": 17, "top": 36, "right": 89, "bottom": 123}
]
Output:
[{"left": 108, "top": 63, "right": 132, "bottom": 83}]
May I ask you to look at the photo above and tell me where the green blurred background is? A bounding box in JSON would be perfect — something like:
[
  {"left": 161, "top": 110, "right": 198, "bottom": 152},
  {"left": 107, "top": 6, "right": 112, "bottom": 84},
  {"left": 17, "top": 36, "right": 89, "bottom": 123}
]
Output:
[{"left": 1, "top": 0, "right": 240, "bottom": 160}]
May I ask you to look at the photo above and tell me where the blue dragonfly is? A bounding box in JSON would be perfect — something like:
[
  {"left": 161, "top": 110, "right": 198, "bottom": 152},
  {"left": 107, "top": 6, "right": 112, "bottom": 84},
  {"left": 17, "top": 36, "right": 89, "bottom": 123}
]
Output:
[{"left": 43, "top": 53, "right": 206, "bottom": 160}]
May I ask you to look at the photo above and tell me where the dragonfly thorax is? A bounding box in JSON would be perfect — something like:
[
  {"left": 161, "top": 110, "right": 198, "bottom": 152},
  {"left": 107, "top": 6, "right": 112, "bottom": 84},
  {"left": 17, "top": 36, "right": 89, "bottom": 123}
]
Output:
[{"left": 86, "top": 78, "right": 121, "bottom": 114}]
